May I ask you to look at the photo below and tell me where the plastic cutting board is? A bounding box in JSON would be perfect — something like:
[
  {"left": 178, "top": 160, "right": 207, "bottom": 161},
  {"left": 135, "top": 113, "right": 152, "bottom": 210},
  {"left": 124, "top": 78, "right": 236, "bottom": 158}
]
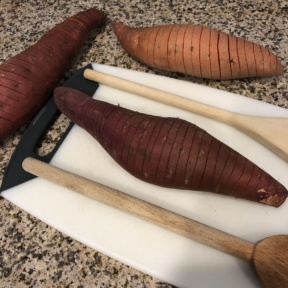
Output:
[{"left": 2, "top": 63, "right": 288, "bottom": 288}]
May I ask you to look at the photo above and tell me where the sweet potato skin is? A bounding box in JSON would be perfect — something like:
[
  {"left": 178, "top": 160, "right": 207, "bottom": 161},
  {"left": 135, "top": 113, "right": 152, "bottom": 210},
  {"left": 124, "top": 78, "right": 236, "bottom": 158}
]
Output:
[
  {"left": 0, "top": 8, "right": 106, "bottom": 140},
  {"left": 54, "top": 87, "right": 288, "bottom": 207},
  {"left": 112, "top": 22, "right": 284, "bottom": 80}
]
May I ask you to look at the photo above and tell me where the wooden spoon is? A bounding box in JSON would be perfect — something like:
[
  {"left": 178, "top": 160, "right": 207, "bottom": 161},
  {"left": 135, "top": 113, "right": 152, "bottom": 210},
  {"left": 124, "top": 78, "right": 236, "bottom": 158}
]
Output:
[
  {"left": 23, "top": 157, "right": 288, "bottom": 288},
  {"left": 84, "top": 69, "right": 288, "bottom": 163}
]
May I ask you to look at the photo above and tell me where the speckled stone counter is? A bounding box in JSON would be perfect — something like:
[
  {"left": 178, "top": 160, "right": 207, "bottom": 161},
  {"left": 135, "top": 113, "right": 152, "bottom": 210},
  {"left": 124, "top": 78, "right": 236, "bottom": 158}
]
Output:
[{"left": 0, "top": 1, "right": 287, "bottom": 287}]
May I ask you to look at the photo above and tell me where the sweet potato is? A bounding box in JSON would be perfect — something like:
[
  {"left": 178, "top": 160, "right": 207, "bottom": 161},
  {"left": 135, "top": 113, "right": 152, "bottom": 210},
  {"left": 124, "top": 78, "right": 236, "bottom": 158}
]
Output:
[
  {"left": 0, "top": 8, "right": 106, "bottom": 140},
  {"left": 112, "top": 22, "right": 284, "bottom": 80},
  {"left": 54, "top": 87, "right": 288, "bottom": 207}
]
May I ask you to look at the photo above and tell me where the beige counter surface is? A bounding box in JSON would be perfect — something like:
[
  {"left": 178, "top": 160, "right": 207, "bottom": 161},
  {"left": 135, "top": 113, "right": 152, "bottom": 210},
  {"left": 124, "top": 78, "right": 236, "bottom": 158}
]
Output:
[{"left": 0, "top": 1, "right": 287, "bottom": 287}]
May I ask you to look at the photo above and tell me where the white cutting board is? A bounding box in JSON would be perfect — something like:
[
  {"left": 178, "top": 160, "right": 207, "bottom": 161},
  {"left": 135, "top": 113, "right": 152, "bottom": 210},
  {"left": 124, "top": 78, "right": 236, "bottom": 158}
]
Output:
[{"left": 2, "top": 63, "right": 288, "bottom": 288}]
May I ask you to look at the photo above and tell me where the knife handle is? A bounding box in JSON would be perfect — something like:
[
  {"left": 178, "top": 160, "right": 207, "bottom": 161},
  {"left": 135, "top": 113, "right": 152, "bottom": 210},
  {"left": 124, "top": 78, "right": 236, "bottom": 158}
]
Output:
[{"left": 23, "top": 157, "right": 254, "bottom": 262}]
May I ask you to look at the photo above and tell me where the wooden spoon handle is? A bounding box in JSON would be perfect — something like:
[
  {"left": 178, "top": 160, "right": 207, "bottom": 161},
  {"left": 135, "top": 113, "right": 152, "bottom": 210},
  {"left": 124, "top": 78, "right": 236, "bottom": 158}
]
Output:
[
  {"left": 84, "top": 69, "right": 232, "bottom": 122},
  {"left": 84, "top": 69, "right": 288, "bottom": 163},
  {"left": 23, "top": 157, "right": 254, "bottom": 261}
]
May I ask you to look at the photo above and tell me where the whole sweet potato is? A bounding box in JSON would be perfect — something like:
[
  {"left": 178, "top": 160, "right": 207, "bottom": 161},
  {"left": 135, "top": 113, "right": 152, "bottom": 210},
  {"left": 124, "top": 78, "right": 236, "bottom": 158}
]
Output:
[
  {"left": 112, "top": 22, "right": 284, "bottom": 80},
  {"left": 0, "top": 8, "right": 106, "bottom": 140},
  {"left": 54, "top": 87, "right": 288, "bottom": 207}
]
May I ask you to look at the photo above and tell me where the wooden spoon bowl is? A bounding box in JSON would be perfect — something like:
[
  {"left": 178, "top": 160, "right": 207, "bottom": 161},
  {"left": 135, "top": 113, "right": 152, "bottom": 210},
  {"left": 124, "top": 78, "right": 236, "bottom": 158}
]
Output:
[{"left": 253, "top": 235, "right": 288, "bottom": 288}]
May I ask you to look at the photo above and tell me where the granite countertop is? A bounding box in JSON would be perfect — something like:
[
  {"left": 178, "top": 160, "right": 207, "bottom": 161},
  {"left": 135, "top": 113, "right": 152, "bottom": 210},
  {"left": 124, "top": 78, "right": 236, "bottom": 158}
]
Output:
[{"left": 0, "top": 0, "right": 287, "bottom": 287}]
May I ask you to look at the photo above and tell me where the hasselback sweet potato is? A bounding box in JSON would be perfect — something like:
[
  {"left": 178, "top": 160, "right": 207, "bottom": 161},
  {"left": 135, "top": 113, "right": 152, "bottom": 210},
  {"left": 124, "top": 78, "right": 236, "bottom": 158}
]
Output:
[
  {"left": 54, "top": 87, "right": 288, "bottom": 207},
  {"left": 112, "top": 22, "right": 284, "bottom": 80},
  {"left": 0, "top": 8, "right": 106, "bottom": 140}
]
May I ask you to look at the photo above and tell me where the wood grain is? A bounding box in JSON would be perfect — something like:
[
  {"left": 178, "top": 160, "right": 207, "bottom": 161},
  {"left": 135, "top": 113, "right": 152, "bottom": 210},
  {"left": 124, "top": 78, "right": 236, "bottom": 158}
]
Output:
[{"left": 23, "top": 157, "right": 254, "bottom": 261}]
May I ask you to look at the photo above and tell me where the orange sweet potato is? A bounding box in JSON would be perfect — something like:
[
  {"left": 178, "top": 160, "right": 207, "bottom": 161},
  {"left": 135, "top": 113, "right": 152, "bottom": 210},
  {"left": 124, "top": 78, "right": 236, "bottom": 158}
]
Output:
[
  {"left": 112, "top": 22, "right": 284, "bottom": 80},
  {"left": 54, "top": 87, "right": 288, "bottom": 207},
  {"left": 0, "top": 8, "right": 106, "bottom": 140}
]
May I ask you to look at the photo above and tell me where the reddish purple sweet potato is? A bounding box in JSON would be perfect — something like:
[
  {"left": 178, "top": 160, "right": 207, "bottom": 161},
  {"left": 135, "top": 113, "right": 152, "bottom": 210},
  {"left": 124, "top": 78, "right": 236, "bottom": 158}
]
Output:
[
  {"left": 0, "top": 8, "right": 106, "bottom": 140},
  {"left": 54, "top": 87, "right": 288, "bottom": 207}
]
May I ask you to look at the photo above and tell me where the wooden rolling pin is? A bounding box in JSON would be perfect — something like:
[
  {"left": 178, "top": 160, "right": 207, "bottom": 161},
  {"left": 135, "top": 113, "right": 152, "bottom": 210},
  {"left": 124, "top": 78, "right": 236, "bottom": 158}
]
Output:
[
  {"left": 23, "top": 157, "right": 288, "bottom": 288},
  {"left": 84, "top": 69, "right": 288, "bottom": 163}
]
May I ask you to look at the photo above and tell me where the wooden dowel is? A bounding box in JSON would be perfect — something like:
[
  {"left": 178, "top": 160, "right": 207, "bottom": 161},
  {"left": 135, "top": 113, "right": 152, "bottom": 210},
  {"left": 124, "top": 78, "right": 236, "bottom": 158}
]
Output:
[{"left": 23, "top": 157, "right": 254, "bottom": 262}]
